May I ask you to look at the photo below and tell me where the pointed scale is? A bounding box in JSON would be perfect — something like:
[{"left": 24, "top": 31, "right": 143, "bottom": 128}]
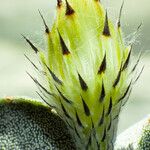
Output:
[
  {"left": 58, "top": 31, "right": 70, "bottom": 55},
  {"left": 22, "top": 35, "right": 39, "bottom": 53},
  {"left": 103, "top": 11, "right": 111, "bottom": 36},
  {"left": 38, "top": 10, "right": 50, "bottom": 34},
  {"left": 65, "top": 0, "right": 75, "bottom": 15},
  {"left": 122, "top": 46, "right": 132, "bottom": 71},
  {"left": 117, "top": 1, "right": 124, "bottom": 28},
  {"left": 78, "top": 73, "right": 88, "bottom": 91},
  {"left": 98, "top": 54, "right": 106, "bottom": 74},
  {"left": 99, "top": 81, "right": 105, "bottom": 102},
  {"left": 57, "top": 0, "right": 62, "bottom": 7},
  {"left": 81, "top": 97, "right": 90, "bottom": 116}
]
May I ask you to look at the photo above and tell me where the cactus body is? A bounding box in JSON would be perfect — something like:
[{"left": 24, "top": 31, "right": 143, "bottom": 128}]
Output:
[
  {"left": 115, "top": 116, "right": 150, "bottom": 150},
  {"left": 139, "top": 120, "right": 150, "bottom": 150},
  {"left": 0, "top": 98, "right": 75, "bottom": 150}
]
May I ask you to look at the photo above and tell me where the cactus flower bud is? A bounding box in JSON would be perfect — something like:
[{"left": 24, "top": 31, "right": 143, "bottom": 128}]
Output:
[{"left": 25, "top": 0, "right": 142, "bottom": 149}]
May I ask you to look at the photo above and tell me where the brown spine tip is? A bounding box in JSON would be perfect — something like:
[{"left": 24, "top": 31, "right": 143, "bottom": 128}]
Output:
[
  {"left": 36, "top": 91, "right": 54, "bottom": 108},
  {"left": 24, "top": 54, "right": 39, "bottom": 71},
  {"left": 117, "top": 1, "right": 124, "bottom": 28},
  {"left": 95, "top": 0, "right": 100, "bottom": 2},
  {"left": 26, "top": 72, "right": 53, "bottom": 96},
  {"left": 133, "top": 66, "right": 144, "bottom": 84},
  {"left": 61, "top": 102, "right": 72, "bottom": 119},
  {"left": 86, "top": 135, "right": 92, "bottom": 149},
  {"left": 118, "top": 82, "right": 132, "bottom": 102},
  {"left": 98, "top": 54, "right": 106, "bottom": 74},
  {"left": 38, "top": 10, "right": 50, "bottom": 34},
  {"left": 98, "top": 107, "right": 104, "bottom": 126},
  {"left": 113, "top": 67, "right": 122, "bottom": 87},
  {"left": 76, "top": 111, "right": 83, "bottom": 127},
  {"left": 101, "top": 128, "right": 106, "bottom": 142},
  {"left": 58, "top": 31, "right": 70, "bottom": 55},
  {"left": 74, "top": 126, "right": 81, "bottom": 139},
  {"left": 78, "top": 73, "right": 88, "bottom": 91},
  {"left": 107, "top": 120, "right": 111, "bottom": 131},
  {"left": 106, "top": 98, "right": 112, "bottom": 116},
  {"left": 22, "top": 35, "right": 39, "bottom": 53},
  {"left": 56, "top": 87, "right": 73, "bottom": 104},
  {"left": 81, "top": 97, "right": 90, "bottom": 116},
  {"left": 103, "top": 11, "right": 111, "bottom": 36},
  {"left": 57, "top": 0, "right": 62, "bottom": 7},
  {"left": 45, "top": 65, "right": 63, "bottom": 85},
  {"left": 65, "top": 0, "right": 75, "bottom": 15},
  {"left": 122, "top": 47, "right": 132, "bottom": 71},
  {"left": 99, "top": 81, "right": 105, "bottom": 102}
]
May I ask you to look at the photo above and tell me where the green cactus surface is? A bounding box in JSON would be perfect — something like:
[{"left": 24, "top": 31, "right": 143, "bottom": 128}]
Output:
[
  {"left": 0, "top": 97, "right": 75, "bottom": 150},
  {"left": 138, "top": 120, "right": 150, "bottom": 150},
  {"left": 24, "top": 0, "right": 141, "bottom": 149}
]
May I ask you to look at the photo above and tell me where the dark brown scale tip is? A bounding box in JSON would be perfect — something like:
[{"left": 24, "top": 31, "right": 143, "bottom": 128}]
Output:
[
  {"left": 74, "top": 126, "right": 81, "bottom": 139},
  {"left": 98, "top": 54, "right": 106, "bottom": 74},
  {"left": 118, "top": 81, "right": 132, "bottom": 102},
  {"left": 76, "top": 111, "right": 83, "bottom": 127},
  {"left": 55, "top": 86, "right": 73, "bottom": 104},
  {"left": 36, "top": 91, "right": 54, "bottom": 108},
  {"left": 24, "top": 54, "right": 39, "bottom": 71},
  {"left": 45, "top": 64, "right": 63, "bottom": 85},
  {"left": 113, "top": 66, "right": 122, "bottom": 87},
  {"left": 65, "top": 0, "right": 75, "bottom": 15},
  {"left": 91, "top": 119, "right": 97, "bottom": 138},
  {"left": 103, "top": 11, "right": 111, "bottom": 36},
  {"left": 122, "top": 88, "right": 132, "bottom": 107},
  {"left": 78, "top": 73, "right": 88, "bottom": 91},
  {"left": 38, "top": 10, "right": 50, "bottom": 34},
  {"left": 117, "top": 1, "right": 124, "bottom": 28},
  {"left": 58, "top": 31, "right": 70, "bottom": 55},
  {"left": 118, "top": 22, "right": 121, "bottom": 29},
  {"left": 101, "top": 128, "right": 106, "bottom": 142},
  {"left": 57, "top": 0, "right": 62, "bottom": 7},
  {"left": 91, "top": 119, "right": 95, "bottom": 131},
  {"left": 96, "top": 141, "right": 101, "bottom": 150},
  {"left": 122, "top": 47, "right": 132, "bottom": 71},
  {"left": 26, "top": 72, "right": 53, "bottom": 96},
  {"left": 81, "top": 97, "right": 90, "bottom": 116},
  {"left": 21, "top": 35, "right": 39, "bottom": 53},
  {"left": 99, "top": 81, "right": 105, "bottom": 102},
  {"left": 98, "top": 107, "right": 104, "bottom": 126},
  {"left": 133, "top": 66, "right": 144, "bottom": 84},
  {"left": 86, "top": 135, "right": 92, "bottom": 149},
  {"left": 107, "top": 120, "right": 111, "bottom": 131},
  {"left": 106, "top": 98, "right": 112, "bottom": 116},
  {"left": 132, "top": 52, "right": 142, "bottom": 73},
  {"left": 61, "top": 102, "right": 72, "bottom": 119}
]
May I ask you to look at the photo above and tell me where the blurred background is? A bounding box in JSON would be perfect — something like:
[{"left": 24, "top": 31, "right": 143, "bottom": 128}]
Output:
[{"left": 0, "top": 0, "right": 150, "bottom": 134}]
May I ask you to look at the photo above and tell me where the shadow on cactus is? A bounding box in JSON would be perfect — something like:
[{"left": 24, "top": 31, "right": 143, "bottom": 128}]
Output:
[{"left": 0, "top": 0, "right": 145, "bottom": 150}]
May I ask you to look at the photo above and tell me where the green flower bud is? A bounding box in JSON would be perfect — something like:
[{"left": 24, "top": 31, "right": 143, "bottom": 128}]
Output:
[{"left": 25, "top": 0, "right": 142, "bottom": 149}]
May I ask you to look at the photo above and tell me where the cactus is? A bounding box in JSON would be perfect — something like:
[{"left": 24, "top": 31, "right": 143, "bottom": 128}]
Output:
[
  {"left": 114, "top": 115, "right": 150, "bottom": 150},
  {"left": 0, "top": 97, "right": 75, "bottom": 149},
  {"left": 138, "top": 119, "right": 150, "bottom": 149},
  {"left": 23, "top": 0, "right": 143, "bottom": 149}
]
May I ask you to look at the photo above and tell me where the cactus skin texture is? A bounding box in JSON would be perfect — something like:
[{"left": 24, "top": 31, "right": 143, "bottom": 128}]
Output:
[
  {"left": 138, "top": 120, "right": 150, "bottom": 150},
  {"left": 0, "top": 98, "right": 76, "bottom": 150},
  {"left": 24, "top": 0, "right": 141, "bottom": 149}
]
